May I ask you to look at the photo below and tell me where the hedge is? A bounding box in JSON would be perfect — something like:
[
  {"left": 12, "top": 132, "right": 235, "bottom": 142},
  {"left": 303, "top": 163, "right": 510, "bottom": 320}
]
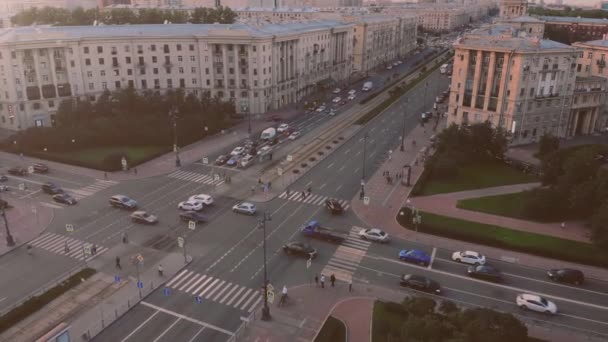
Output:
[{"left": 0, "top": 268, "right": 96, "bottom": 335}]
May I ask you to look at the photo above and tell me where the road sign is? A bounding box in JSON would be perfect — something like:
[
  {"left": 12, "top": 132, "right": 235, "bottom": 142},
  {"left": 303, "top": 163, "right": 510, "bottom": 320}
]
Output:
[
  {"left": 286, "top": 155, "right": 293, "bottom": 162},
  {"left": 360, "top": 179, "right": 365, "bottom": 186},
  {"left": 277, "top": 167, "right": 283, "bottom": 176},
  {"left": 65, "top": 224, "right": 74, "bottom": 232},
  {"left": 27, "top": 166, "right": 34, "bottom": 174},
  {"left": 83, "top": 245, "right": 92, "bottom": 256},
  {"left": 137, "top": 281, "right": 144, "bottom": 289},
  {"left": 214, "top": 174, "right": 220, "bottom": 181},
  {"left": 267, "top": 290, "right": 275, "bottom": 304},
  {"left": 306, "top": 258, "right": 312, "bottom": 269},
  {"left": 188, "top": 221, "right": 196, "bottom": 230},
  {"left": 114, "top": 275, "right": 121, "bottom": 284},
  {"left": 195, "top": 296, "right": 202, "bottom": 304},
  {"left": 364, "top": 196, "right": 370, "bottom": 205},
  {"left": 267, "top": 284, "right": 274, "bottom": 293},
  {"left": 18, "top": 183, "right": 25, "bottom": 191},
  {"left": 177, "top": 236, "right": 185, "bottom": 248},
  {"left": 136, "top": 254, "right": 144, "bottom": 263},
  {"left": 202, "top": 157, "right": 209, "bottom": 164},
  {"left": 163, "top": 287, "right": 171, "bottom": 296}
]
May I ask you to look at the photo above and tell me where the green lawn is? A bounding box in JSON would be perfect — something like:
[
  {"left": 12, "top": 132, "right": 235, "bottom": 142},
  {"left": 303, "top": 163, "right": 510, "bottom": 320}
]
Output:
[
  {"left": 419, "top": 161, "right": 538, "bottom": 195},
  {"left": 397, "top": 210, "right": 608, "bottom": 267},
  {"left": 43, "top": 145, "right": 168, "bottom": 169},
  {"left": 315, "top": 316, "right": 346, "bottom": 342},
  {"left": 372, "top": 301, "right": 407, "bottom": 342},
  {"left": 457, "top": 191, "right": 533, "bottom": 221}
]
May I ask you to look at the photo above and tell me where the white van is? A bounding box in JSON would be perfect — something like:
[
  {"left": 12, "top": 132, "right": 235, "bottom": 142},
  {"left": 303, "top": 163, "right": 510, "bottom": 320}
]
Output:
[{"left": 362, "top": 81, "right": 373, "bottom": 92}]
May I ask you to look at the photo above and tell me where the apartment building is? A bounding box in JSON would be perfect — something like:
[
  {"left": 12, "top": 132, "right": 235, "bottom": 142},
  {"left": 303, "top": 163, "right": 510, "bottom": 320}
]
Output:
[
  {"left": 499, "top": 0, "right": 528, "bottom": 19},
  {"left": 381, "top": 5, "right": 469, "bottom": 33},
  {"left": 447, "top": 26, "right": 580, "bottom": 145},
  {"left": 497, "top": 15, "right": 545, "bottom": 39},
  {"left": 540, "top": 16, "right": 608, "bottom": 44},
  {"left": 569, "top": 76, "right": 608, "bottom": 136},
  {"left": 0, "top": 21, "right": 353, "bottom": 131}
]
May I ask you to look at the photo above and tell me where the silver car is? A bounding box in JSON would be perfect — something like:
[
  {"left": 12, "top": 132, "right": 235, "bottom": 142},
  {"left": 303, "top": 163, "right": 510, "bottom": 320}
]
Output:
[{"left": 232, "top": 202, "right": 256, "bottom": 215}]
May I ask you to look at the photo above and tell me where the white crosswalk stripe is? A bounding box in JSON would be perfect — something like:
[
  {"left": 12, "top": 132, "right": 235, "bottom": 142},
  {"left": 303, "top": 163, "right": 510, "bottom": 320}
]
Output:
[
  {"left": 166, "top": 270, "right": 261, "bottom": 312},
  {"left": 278, "top": 191, "right": 350, "bottom": 211},
  {"left": 167, "top": 170, "right": 225, "bottom": 186},
  {"left": 65, "top": 180, "right": 118, "bottom": 201},
  {"left": 28, "top": 232, "right": 107, "bottom": 261},
  {"left": 319, "top": 226, "right": 371, "bottom": 283}
]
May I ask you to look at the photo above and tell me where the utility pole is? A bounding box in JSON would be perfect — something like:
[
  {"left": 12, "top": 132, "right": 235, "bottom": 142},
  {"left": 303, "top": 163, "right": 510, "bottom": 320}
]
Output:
[
  {"left": 401, "top": 98, "right": 409, "bottom": 151},
  {"left": 169, "top": 107, "right": 181, "bottom": 167},
  {"left": 258, "top": 212, "right": 272, "bottom": 321},
  {"left": 0, "top": 192, "right": 14, "bottom": 247},
  {"left": 423, "top": 81, "right": 428, "bottom": 110},
  {"left": 360, "top": 132, "right": 368, "bottom": 200}
]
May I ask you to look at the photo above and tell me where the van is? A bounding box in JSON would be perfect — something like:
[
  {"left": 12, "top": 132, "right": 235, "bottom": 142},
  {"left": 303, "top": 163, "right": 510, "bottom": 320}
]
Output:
[{"left": 362, "top": 81, "right": 373, "bottom": 92}]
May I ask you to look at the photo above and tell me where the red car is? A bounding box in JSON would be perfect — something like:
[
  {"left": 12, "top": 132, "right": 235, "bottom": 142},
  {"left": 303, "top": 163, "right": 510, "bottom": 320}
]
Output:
[{"left": 215, "top": 155, "right": 229, "bottom": 165}]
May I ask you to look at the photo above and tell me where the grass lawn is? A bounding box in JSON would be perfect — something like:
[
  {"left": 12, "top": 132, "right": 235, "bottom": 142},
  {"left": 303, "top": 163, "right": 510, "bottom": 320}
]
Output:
[
  {"left": 399, "top": 211, "right": 608, "bottom": 267},
  {"left": 372, "top": 301, "right": 408, "bottom": 342},
  {"left": 315, "top": 316, "right": 346, "bottom": 342},
  {"left": 457, "top": 191, "right": 535, "bottom": 221},
  {"left": 419, "top": 161, "right": 538, "bottom": 196},
  {"left": 44, "top": 145, "right": 168, "bottom": 168}
]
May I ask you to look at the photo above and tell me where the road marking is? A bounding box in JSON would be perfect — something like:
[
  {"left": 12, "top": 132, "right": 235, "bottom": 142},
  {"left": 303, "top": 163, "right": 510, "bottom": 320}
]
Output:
[
  {"left": 355, "top": 151, "right": 361, "bottom": 156},
  {"left": 152, "top": 318, "right": 181, "bottom": 342},
  {"left": 338, "top": 165, "right": 345, "bottom": 172},
  {"left": 141, "top": 301, "right": 234, "bottom": 336},
  {"left": 187, "top": 327, "right": 205, "bottom": 342},
  {"left": 354, "top": 167, "right": 359, "bottom": 173},
  {"left": 121, "top": 311, "right": 160, "bottom": 342},
  {"left": 18, "top": 189, "right": 41, "bottom": 199},
  {"left": 428, "top": 248, "right": 436, "bottom": 269},
  {"left": 344, "top": 149, "right": 351, "bottom": 154},
  {"left": 305, "top": 181, "right": 312, "bottom": 187},
  {"left": 327, "top": 163, "right": 334, "bottom": 169},
  {"left": 319, "top": 183, "right": 326, "bottom": 190},
  {"left": 336, "top": 185, "right": 342, "bottom": 191},
  {"left": 0, "top": 297, "right": 6, "bottom": 304}
]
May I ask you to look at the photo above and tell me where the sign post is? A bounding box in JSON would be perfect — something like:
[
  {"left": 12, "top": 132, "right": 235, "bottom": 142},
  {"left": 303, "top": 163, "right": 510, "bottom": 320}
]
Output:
[
  {"left": 188, "top": 221, "right": 196, "bottom": 231},
  {"left": 65, "top": 224, "right": 74, "bottom": 233},
  {"left": 202, "top": 157, "right": 209, "bottom": 164},
  {"left": 363, "top": 196, "right": 370, "bottom": 205}
]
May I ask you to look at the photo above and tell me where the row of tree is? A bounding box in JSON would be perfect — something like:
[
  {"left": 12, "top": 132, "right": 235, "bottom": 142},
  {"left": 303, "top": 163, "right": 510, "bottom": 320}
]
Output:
[
  {"left": 529, "top": 6, "right": 608, "bottom": 19},
  {"left": 376, "top": 297, "right": 529, "bottom": 342},
  {"left": 10, "top": 6, "right": 236, "bottom": 27}
]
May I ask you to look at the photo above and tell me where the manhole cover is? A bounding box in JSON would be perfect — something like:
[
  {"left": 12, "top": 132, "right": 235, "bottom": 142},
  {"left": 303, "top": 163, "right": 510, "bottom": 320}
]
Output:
[
  {"left": 325, "top": 146, "right": 332, "bottom": 150},
  {"left": 301, "top": 163, "right": 308, "bottom": 167},
  {"left": 309, "top": 157, "right": 316, "bottom": 161},
  {"left": 143, "top": 234, "right": 176, "bottom": 251},
  {"left": 318, "top": 151, "right": 324, "bottom": 155},
  {"left": 339, "top": 137, "right": 345, "bottom": 140},
  {"left": 293, "top": 169, "right": 300, "bottom": 174},
  {"left": 333, "top": 140, "right": 339, "bottom": 144}
]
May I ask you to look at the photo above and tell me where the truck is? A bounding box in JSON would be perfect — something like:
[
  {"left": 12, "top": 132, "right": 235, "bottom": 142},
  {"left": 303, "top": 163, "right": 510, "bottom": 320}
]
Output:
[
  {"left": 440, "top": 64, "right": 448, "bottom": 74},
  {"left": 362, "top": 81, "right": 373, "bottom": 92},
  {"left": 260, "top": 127, "right": 276, "bottom": 141},
  {"left": 300, "top": 220, "right": 348, "bottom": 243}
]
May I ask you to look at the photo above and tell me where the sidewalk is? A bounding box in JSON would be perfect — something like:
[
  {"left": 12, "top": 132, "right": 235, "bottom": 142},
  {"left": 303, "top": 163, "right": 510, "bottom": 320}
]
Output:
[{"left": 0, "top": 199, "right": 54, "bottom": 257}]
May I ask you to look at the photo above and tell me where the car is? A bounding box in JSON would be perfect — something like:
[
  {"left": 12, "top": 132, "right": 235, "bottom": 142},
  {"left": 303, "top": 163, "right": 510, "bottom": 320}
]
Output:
[
  {"left": 42, "top": 182, "right": 64, "bottom": 195},
  {"left": 386, "top": 65, "right": 393, "bottom": 70},
  {"left": 516, "top": 293, "right": 557, "bottom": 314},
  {"left": 53, "top": 193, "right": 77, "bottom": 205},
  {"left": 7, "top": 167, "right": 27, "bottom": 176},
  {"left": 226, "top": 155, "right": 242, "bottom": 167},
  {"left": 239, "top": 154, "right": 255, "bottom": 168},
  {"left": 0, "top": 175, "right": 7, "bottom": 182},
  {"left": 316, "top": 106, "right": 326, "bottom": 112},
  {"left": 546, "top": 268, "right": 584, "bottom": 285},
  {"left": 109, "top": 195, "right": 138, "bottom": 210},
  {"left": 179, "top": 210, "right": 208, "bottom": 223},
  {"left": 325, "top": 199, "right": 344, "bottom": 214},
  {"left": 332, "top": 97, "right": 341, "bottom": 103},
  {"left": 288, "top": 131, "right": 301, "bottom": 140},
  {"left": 0, "top": 185, "right": 8, "bottom": 192},
  {"left": 32, "top": 163, "right": 49, "bottom": 173},
  {"left": 467, "top": 265, "right": 502, "bottom": 282},
  {"left": 282, "top": 241, "right": 317, "bottom": 258},
  {"left": 348, "top": 94, "right": 357, "bottom": 100},
  {"left": 230, "top": 146, "right": 245, "bottom": 156},
  {"left": 451, "top": 250, "right": 486, "bottom": 265},
  {"left": 257, "top": 145, "right": 272, "bottom": 156},
  {"left": 397, "top": 60, "right": 403, "bottom": 64},
  {"left": 215, "top": 155, "right": 230, "bottom": 165},
  {"left": 332, "top": 88, "right": 341, "bottom": 94},
  {"left": 277, "top": 123, "right": 289, "bottom": 133},
  {"left": 233, "top": 202, "right": 256, "bottom": 215},
  {"left": 393, "top": 62, "right": 399, "bottom": 66},
  {"left": 329, "top": 109, "right": 337, "bottom": 116},
  {"left": 399, "top": 274, "right": 441, "bottom": 294},
  {"left": 130, "top": 210, "right": 158, "bottom": 224},
  {"left": 348, "top": 89, "right": 356, "bottom": 95},
  {"left": 359, "top": 228, "right": 389, "bottom": 243},
  {"left": 398, "top": 249, "right": 431, "bottom": 266},
  {"left": 189, "top": 194, "right": 214, "bottom": 206},
  {"left": 178, "top": 200, "right": 203, "bottom": 211}
]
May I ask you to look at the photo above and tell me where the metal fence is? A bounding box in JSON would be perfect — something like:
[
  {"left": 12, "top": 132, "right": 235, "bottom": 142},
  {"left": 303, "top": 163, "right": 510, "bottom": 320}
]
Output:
[{"left": 227, "top": 310, "right": 256, "bottom": 342}]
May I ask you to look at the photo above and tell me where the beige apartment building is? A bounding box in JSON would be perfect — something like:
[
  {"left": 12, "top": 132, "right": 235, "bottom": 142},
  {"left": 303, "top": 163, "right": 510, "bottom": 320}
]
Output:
[
  {"left": 569, "top": 76, "right": 608, "bottom": 136},
  {"left": 499, "top": 0, "right": 528, "bottom": 19},
  {"left": 447, "top": 26, "right": 580, "bottom": 145},
  {"left": 497, "top": 15, "right": 545, "bottom": 39},
  {"left": 381, "top": 5, "right": 469, "bottom": 33},
  {"left": 0, "top": 21, "right": 353, "bottom": 131}
]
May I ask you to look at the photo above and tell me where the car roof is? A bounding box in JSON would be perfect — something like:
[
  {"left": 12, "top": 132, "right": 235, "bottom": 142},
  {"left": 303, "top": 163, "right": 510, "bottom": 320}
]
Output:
[
  {"left": 368, "top": 228, "right": 384, "bottom": 234},
  {"left": 463, "top": 251, "right": 481, "bottom": 257},
  {"left": 521, "top": 293, "right": 542, "bottom": 301},
  {"left": 404, "top": 274, "right": 427, "bottom": 282},
  {"left": 240, "top": 202, "right": 254, "bottom": 206},
  {"left": 112, "top": 195, "right": 129, "bottom": 200}
]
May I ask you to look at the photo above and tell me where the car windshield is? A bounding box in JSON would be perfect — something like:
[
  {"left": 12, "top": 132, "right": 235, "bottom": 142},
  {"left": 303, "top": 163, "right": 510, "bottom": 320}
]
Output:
[{"left": 540, "top": 298, "right": 549, "bottom": 306}]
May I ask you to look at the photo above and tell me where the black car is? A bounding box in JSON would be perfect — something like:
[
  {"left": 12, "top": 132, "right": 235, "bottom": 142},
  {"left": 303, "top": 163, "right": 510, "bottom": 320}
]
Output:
[
  {"left": 547, "top": 268, "right": 584, "bottom": 285},
  {"left": 179, "top": 211, "right": 208, "bottom": 223},
  {"left": 215, "top": 155, "right": 229, "bottom": 166},
  {"left": 53, "top": 193, "right": 77, "bottom": 205},
  {"left": 0, "top": 175, "right": 7, "bottom": 182},
  {"left": 399, "top": 274, "right": 441, "bottom": 294},
  {"left": 325, "top": 199, "right": 344, "bottom": 214},
  {"left": 467, "top": 265, "right": 503, "bottom": 282},
  {"left": 32, "top": 163, "right": 49, "bottom": 173},
  {"left": 8, "top": 167, "right": 27, "bottom": 176},
  {"left": 282, "top": 241, "right": 317, "bottom": 259},
  {"left": 42, "top": 182, "right": 64, "bottom": 195}
]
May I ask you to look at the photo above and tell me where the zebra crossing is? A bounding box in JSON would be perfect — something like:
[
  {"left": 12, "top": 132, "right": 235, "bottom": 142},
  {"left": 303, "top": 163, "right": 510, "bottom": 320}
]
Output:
[
  {"left": 278, "top": 191, "right": 350, "bottom": 211},
  {"left": 29, "top": 232, "right": 108, "bottom": 261},
  {"left": 166, "top": 269, "right": 262, "bottom": 313},
  {"left": 66, "top": 179, "right": 118, "bottom": 200},
  {"left": 320, "top": 226, "right": 371, "bottom": 283},
  {"left": 167, "top": 170, "right": 225, "bottom": 186}
]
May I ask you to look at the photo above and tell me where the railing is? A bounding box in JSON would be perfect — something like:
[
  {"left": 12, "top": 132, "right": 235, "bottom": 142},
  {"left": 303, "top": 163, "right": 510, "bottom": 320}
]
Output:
[{"left": 226, "top": 310, "right": 255, "bottom": 342}]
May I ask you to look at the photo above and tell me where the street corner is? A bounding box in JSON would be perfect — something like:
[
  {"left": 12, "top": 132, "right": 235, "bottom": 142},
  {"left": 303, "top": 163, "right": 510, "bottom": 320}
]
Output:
[{"left": 3, "top": 199, "right": 54, "bottom": 246}]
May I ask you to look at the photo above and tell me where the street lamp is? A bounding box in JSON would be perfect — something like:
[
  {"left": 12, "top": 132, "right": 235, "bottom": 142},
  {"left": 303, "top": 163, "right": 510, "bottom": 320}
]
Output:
[
  {"left": 169, "top": 107, "right": 181, "bottom": 167},
  {"left": 406, "top": 199, "right": 421, "bottom": 233},
  {"left": 423, "top": 81, "right": 428, "bottom": 110},
  {"left": 258, "top": 212, "right": 272, "bottom": 321},
  {"left": 0, "top": 193, "right": 15, "bottom": 247},
  {"left": 360, "top": 132, "right": 369, "bottom": 200},
  {"left": 401, "top": 98, "right": 409, "bottom": 151}
]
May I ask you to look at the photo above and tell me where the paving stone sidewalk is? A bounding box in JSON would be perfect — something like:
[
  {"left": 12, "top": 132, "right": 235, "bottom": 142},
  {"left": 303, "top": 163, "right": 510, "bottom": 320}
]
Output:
[{"left": 0, "top": 199, "right": 54, "bottom": 256}]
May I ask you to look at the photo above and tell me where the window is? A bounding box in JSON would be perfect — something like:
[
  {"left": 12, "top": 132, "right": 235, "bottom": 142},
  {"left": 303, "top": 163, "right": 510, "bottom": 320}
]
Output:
[
  {"left": 33, "top": 102, "right": 41, "bottom": 110},
  {"left": 87, "top": 71, "right": 93, "bottom": 78},
  {"left": 137, "top": 45, "right": 143, "bottom": 54},
  {"left": 205, "top": 68, "right": 209, "bottom": 75},
  {"left": 115, "top": 81, "right": 121, "bottom": 88},
  {"left": 191, "top": 67, "right": 196, "bottom": 73},
  {"left": 97, "top": 46, "right": 103, "bottom": 53},
  {"left": 154, "top": 79, "right": 160, "bottom": 89},
  {"left": 206, "top": 79, "right": 210, "bottom": 86},
  {"left": 98, "top": 58, "right": 104, "bottom": 65},
  {"left": 178, "top": 56, "right": 183, "bottom": 62},
  {"left": 84, "top": 47, "right": 90, "bottom": 54},
  {"left": 70, "top": 60, "right": 75, "bottom": 68},
  {"left": 89, "top": 82, "right": 94, "bottom": 90},
  {"left": 177, "top": 44, "right": 182, "bottom": 51},
  {"left": 127, "top": 69, "right": 132, "bottom": 76},
  {"left": 529, "top": 88, "right": 535, "bottom": 97},
  {"left": 85, "top": 58, "right": 91, "bottom": 66},
  {"left": 189, "top": 44, "right": 195, "bottom": 51},
  {"left": 43, "top": 75, "right": 49, "bottom": 82},
  {"left": 126, "top": 57, "right": 131, "bottom": 64},
  {"left": 141, "top": 80, "right": 147, "bottom": 89},
  {"left": 125, "top": 45, "right": 130, "bottom": 53},
  {"left": 112, "top": 57, "right": 118, "bottom": 66},
  {"left": 163, "top": 44, "right": 170, "bottom": 53},
  {"left": 192, "top": 78, "right": 197, "bottom": 85},
  {"left": 111, "top": 46, "right": 117, "bottom": 55},
  {"left": 102, "top": 81, "right": 107, "bottom": 89},
  {"left": 179, "top": 67, "right": 184, "bottom": 74},
  {"left": 167, "top": 79, "right": 173, "bottom": 88},
  {"left": 152, "top": 56, "right": 158, "bottom": 63},
  {"left": 229, "top": 68, "right": 234, "bottom": 75},
  {"left": 165, "top": 67, "right": 171, "bottom": 74},
  {"left": 151, "top": 44, "right": 156, "bottom": 52},
  {"left": 128, "top": 80, "right": 134, "bottom": 88},
  {"left": 113, "top": 70, "right": 119, "bottom": 76},
  {"left": 190, "top": 56, "right": 195, "bottom": 62},
  {"left": 153, "top": 68, "right": 159, "bottom": 75},
  {"left": 100, "top": 70, "right": 106, "bottom": 76},
  {"left": 139, "top": 56, "right": 144, "bottom": 65}
]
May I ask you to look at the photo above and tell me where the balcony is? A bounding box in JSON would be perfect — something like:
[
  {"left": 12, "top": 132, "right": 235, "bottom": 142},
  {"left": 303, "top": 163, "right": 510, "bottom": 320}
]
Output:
[{"left": 597, "top": 59, "right": 606, "bottom": 68}]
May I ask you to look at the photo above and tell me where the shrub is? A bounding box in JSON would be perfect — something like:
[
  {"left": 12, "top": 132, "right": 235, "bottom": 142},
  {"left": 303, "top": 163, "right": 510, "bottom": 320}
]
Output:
[{"left": 102, "top": 152, "right": 129, "bottom": 171}]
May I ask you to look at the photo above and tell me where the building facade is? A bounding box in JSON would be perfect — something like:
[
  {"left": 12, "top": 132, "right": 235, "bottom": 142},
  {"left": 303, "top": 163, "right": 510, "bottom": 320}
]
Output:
[
  {"left": 541, "top": 16, "right": 608, "bottom": 44},
  {"left": 0, "top": 21, "right": 353, "bottom": 131},
  {"left": 380, "top": 5, "right": 469, "bottom": 33},
  {"left": 569, "top": 76, "right": 608, "bottom": 136},
  {"left": 499, "top": 0, "right": 528, "bottom": 19},
  {"left": 498, "top": 15, "right": 545, "bottom": 39}
]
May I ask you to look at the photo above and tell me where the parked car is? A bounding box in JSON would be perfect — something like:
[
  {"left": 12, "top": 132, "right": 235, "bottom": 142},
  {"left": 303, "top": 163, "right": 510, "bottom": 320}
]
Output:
[
  {"left": 8, "top": 167, "right": 27, "bottom": 176},
  {"left": 329, "top": 109, "right": 337, "bottom": 116},
  {"left": 348, "top": 89, "right": 356, "bottom": 95},
  {"left": 288, "top": 131, "right": 301, "bottom": 140},
  {"left": 257, "top": 146, "right": 272, "bottom": 156},
  {"left": 332, "top": 88, "right": 341, "bottom": 94},
  {"left": 0, "top": 175, "right": 7, "bottom": 182},
  {"left": 546, "top": 268, "right": 584, "bottom": 285},
  {"left": 226, "top": 155, "right": 242, "bottom": 167},
  {"left": 451, "top": 250, "right": 486, "bottom": 265},
  {"left": 109, "top": 195, "right": 138, "bottom": 210},
  {"left": 467, "top": 265, "right": 502, "bottom": 282},
  {"left": 277, "top": 123, "right": 289, "bottom": 133},
  {"left": 359, "top": 228, "right": 390, "bottom": 243},
  {"left": 282, "top": 241, "right": 317, "bottom": 258},
  {"left": 516, "top": 293, "right": 557, "bottom": 314},
  {"left": 232, "top": 202, "right": 256, "bottom": 215},
  {"left": 215, "top": 155, "right": 230, "bottom": 165},
  {"left": 348, "top": 94, "right": 357, "bottom": 100},
  {"left": 179, "top": 211, "right": 208, "bottom": 223},
  {"left": 130, "top": 210, "right": 158, "bottom": 224},
  {"left": 42, "top": 182, "right": 64, "bottom": 195},
  {"left": 178, "top": 200, "right": 203, "bottom": 211},
  {"left": 386, "top": 65, "right": 393, "bottom": 70},
  {"left": 316, "top": 106, "right": 326, "bottom": 112},
  {"left": 399, "top": 274, "right": 441, "bottom": 294},
  {"left": 398, "top": 249, "right": 431, "bottom": 266},
  {"left": 0, "top": 185, "right": 8, "bottom": 192},
  {"left": 189, "top": 194, "right": 214, "bottom": 206},
  {"left": 32, "top": 163, "right": 49, "bottom": 173},
  {"left": 325, "top": 199, "right": 344, "bottom": 214},
  {"left": 231, "top": 146, "right": 245, "bottom": 156},
  {"left": 53, "top": 193, "right": 77, "bottom": 205},
  {"left": 332, "top": 97, "right": 341, "bottom": 103},
  {"left": 239, "top": 154, "right": 255, "bottom": 168}
]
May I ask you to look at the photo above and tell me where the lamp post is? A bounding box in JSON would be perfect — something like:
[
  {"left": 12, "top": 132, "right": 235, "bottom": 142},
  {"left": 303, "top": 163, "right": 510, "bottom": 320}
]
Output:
[
  {"left": 400, "top": 98, "right": 409, "bottom": 151},
  {"left": 258, "top": 212, "right": 272, "bottom": 321},
  {"left": 169, "top": 107, "right": 181, "bottom": 167},
  {"left": 360, "top": 132, "right": 369, "bottom": 200},
  {"left": 406, "top": 199, "right": 421, "bottom": 233},
  {"left": 0, "top": 192, "right": 14, "bottom": 247},
  {"left": 423, "top": 81, "right": 428, "bottom": 110}
]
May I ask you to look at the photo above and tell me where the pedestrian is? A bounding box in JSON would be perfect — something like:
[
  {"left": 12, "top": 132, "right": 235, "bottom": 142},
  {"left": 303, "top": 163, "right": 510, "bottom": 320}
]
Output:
[
  {"left": 27, "top": 245, "right": 32, "bottom": 255},
  {"left": 92, "top": 244, "right": 97, "bottom": 255},
  {"left": 268, "top": 181, "right": 272, "bottom": 190},
  {"left": 104, "top": 172, "right": 108, "bottom": 180},
  {"left": 330, "top": 274, "right": 336, "bottom": 287},
  {"left": 561, "top": 222, "right": 566, "bottom": 229},
  {"left": 158, "top": 264, "right": 164, "bottom": 277},
  {"left": 320, "top": 274, "right": 325, "bottom": 288},
  {"left": 122, "top": 232, "right": 128, "bottom": 244},
  {"left": 133, "top": 167, "right": 138, "bottom": 175},
  {"left": 64, "top": 241, "right": 70, "bottom": 254},
  {"left": 388, "top": 154, "right": 392, "bottom": 161},
  {"left": 302, "top": 191, "right": 306, "bottom": 200},
  {"left": 314, "top": 274, "right": 319, "bottom": 287},
  {"left": 258, "top": 178, "right": 262, "bottom": 184},
  {"left": 348, "top": 279, "right": 353, "bottom": 292},
  {"left": 115, "top": 256, "right": 122, "bottom": 270},
  {"left": 307, "top": 187, "right": 312, "bottom": 194},
  {"left": 286, "top": 188, "right": 291, "bottom": 197},
  {"left": 251, "top": 185, "right": 255, "bottom": 194}
]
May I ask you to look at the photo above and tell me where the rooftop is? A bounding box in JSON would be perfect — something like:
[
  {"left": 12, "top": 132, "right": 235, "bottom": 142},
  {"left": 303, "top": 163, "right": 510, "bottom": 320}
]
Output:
[
  {"left": 502, "top": 15, "right": 544, "bottom": 23},
  {"left": 456, "top": 35, "right": 576, "bottom": 52},
  {"left": 573, "top": 39, "right": 608, "bottom": 48},
  {"left": 539, "top": 16, "right": 608, "bottom": 25}
]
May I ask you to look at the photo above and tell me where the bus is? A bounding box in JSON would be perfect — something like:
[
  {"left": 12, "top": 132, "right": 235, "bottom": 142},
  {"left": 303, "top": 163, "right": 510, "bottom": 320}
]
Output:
[{"left": 440, "top": 64, "right": 448, "bottom": 74}]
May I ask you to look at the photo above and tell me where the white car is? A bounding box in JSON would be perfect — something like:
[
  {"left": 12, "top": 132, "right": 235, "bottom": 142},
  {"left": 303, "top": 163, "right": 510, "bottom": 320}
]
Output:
[
  {"left": 178, "top": 200, "right": 203, "bottom": 211},
  {"left": 239, "top": 154, "right": 254, "bottom": 168},
  {"left": 233, "top": 202, "right": 256, "bottom": 215},
  {"left": 348, "top": 94, "right": 356, "bottom": 100},
  {"left": 348, "top": 89, "right": 356, "bottom": 95},
  {"left": 0, "top": 185, "right": 8, "bottom": 192},
  {"left": 393, "top": 62, "right": 399, "bottom": 66},
  {"left": 257, "top": 145, "right": 272, "bottom": 156},
  {"left": 288, "top": 131, "right": 300, "bottom": 140},
  {"left": 332, "top": 97, "right": 341, "bottom": 103},
  {"left": 332, "top": 88, "right": 341, "bottom": 94},
  {"left": 358, "top": 228, "right": 390, "bottom": 243},
  {"left": 189, "top": 194, "right": 214, "bottom": 205},
  {"left": 516, "top": 294, "right": 557, "bottom": 314},
  {"left": 329, "top": 109, "right": 337, "bottom": 116},
  {"left": 316, "top": 106, "right": 326, "bottom": 112},
  {"left": 451, "top": 251, "right": 486, "bottom": 265},
  {"left": 230, "top": 146, "right": 245, "bottom": 156},
  {"left": 277, "top": 123, "right": 289, "bottom": 133},
  {"left": 386, "top": 65, "right": 393, "bottom": 70}
]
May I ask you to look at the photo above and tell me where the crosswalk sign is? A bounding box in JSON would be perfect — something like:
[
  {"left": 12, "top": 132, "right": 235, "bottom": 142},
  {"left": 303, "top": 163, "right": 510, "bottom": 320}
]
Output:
[
  {"left": 363, "top": 197, "right": 370, "bottom": 205},
  {"left": 65, "top": 224, "right": 74, "bottom": 232},
  {"left": 188, "top": 221, "right": 196, "bottom": 230},
  {"left": 83, "top": 245, "right": 92, "bottom": 256},
  {"left": 195, "top": 296, "right": 202, "bottom": 304},
  {"left": 163, "top": 287, "right": 171, "bottom": 296},
  {"left": 267, "top": 290, "right": 275, "bottom": 304},
  {"left": 202, "top": 157, "right": 209, "bottom": 164}
]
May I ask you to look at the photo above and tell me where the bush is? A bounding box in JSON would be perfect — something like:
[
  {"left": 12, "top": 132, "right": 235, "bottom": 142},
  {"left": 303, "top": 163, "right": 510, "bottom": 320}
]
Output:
[
  {"left": 102, "top": 152, "right": 128, "bottom": 171},
  {"left": 520, "top": 188, "right": 569, "bottom": 222}
]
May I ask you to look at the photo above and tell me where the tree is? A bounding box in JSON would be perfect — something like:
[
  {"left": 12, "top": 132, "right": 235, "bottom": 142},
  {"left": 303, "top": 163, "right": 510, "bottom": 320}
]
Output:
[
  {"left": 558, "top": 147, "right": 601, "bottom": 192},
  {"left": 540, "top": 150, "right": 563, "bottom": 185},
  {"left": 538, "top": 132, "right": 560, "bottom": 158},
  {"left": 568, "top": 179, "right": 599, "bottom": 218},
  {"left": 459, "top": 308, "right": 528, "bottom": 342},
  {"left": 402, "top": 296, "right": 436, "bottom": 316},
  {"left": 591, "top": 201, "right": 608, "bottom": 249}
]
